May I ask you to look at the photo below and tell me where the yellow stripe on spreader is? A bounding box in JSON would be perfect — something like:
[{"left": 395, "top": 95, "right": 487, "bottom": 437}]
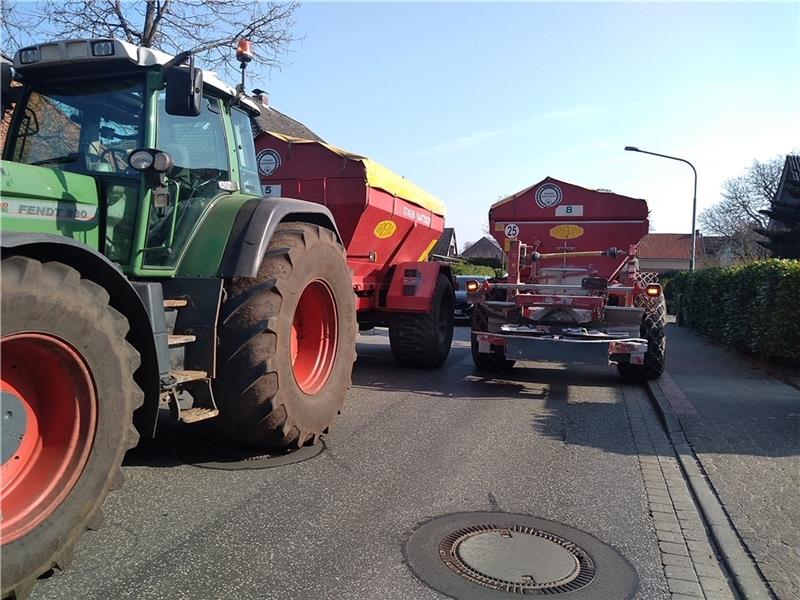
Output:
[{"left": 419, "top": 238, "right": 438, "bottom": 262}]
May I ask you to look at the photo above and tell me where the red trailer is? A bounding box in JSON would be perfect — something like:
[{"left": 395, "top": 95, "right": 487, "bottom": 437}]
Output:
[
  {"left": 254, "top": 131, "right": 454, "bottom": 367},
  {"left": 468, "top": 177, "right": 666, "bottom": 379}
]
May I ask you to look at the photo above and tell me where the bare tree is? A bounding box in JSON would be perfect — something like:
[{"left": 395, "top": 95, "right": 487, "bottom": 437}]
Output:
[
  {"left": 1, "top": 0, "right": 299, "bottom": 78},
  {"left": 699, "top": 156, "right": 783, "bottom": 261}
]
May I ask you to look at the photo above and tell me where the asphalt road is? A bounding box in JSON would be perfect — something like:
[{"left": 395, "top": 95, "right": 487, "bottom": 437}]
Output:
[{"left": 32, "top": 325, "right": 671, "bottom": 600}]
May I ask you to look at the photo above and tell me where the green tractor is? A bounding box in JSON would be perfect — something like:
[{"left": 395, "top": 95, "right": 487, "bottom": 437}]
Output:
[{"left": 0, "top": 39, "right": 356, "bottom": 598}]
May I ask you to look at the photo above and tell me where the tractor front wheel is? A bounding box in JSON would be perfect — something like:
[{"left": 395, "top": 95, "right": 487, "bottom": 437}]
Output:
[
  {"left": 1, "top": 257, "right": 142, "bottom": 598},
  {"left": 216, "top": 223, "right": 357, "bottom": 448},
  {"left": 618, "top": 293, "right": 667, "bottom": 381},
  {"left": 388, "top": 273, "right": 454, "bottom": 368}
]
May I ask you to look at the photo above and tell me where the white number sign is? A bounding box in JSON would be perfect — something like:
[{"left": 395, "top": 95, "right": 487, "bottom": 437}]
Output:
[{"left": 504, "top": 223, "right": 519, "bottom": 238}]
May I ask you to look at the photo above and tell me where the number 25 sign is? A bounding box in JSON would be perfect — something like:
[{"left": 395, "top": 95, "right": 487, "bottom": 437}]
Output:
[{"left": 504, "top": 223, "right": 520, "bottom": 238}]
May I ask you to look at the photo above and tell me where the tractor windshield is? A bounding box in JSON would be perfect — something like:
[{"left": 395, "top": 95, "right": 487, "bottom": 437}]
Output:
[{"left": 8, "top": 77, "right": 145, "bottom": 177}]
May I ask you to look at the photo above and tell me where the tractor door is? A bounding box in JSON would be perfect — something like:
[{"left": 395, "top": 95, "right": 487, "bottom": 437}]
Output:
[{"left": 140, "top": 93, "right": 231, "bottom": 269}]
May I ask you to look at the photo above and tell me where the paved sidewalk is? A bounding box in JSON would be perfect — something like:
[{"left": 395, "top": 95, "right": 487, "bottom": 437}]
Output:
[{"left": 657, "top": 325, "right": 800, "bottom": 600}]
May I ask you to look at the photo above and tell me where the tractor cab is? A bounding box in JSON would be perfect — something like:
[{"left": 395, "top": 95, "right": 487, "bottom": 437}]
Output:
[{"left": 2, "top": 38, "right": 262, "bottom": 275}]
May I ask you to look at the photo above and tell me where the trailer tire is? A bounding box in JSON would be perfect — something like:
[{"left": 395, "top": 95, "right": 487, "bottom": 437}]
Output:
[
  {"left": 1, "top": 257, "right": 142, "bottom": 599},
  {"left": 389, "top": 273, "right": 454, "bottom": 368},
  {"left": 216, "top": 223, "right": 356, "bottom": 448},
  {"left": 618, "top": 293, "right": 667, "bottom": 381},
  {"left": 470, "top": 304, "right": 515, "bottom": 372}
]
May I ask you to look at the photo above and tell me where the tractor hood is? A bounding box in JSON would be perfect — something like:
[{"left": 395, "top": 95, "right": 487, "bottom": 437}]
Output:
[{"left": 0, "top": 160, "right": 100, "bottom": 226}]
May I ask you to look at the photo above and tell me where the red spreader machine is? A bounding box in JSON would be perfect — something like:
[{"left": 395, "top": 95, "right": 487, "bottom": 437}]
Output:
[
  {"left": 254, "top": 131, "right": 454, "bottom": 367},
  {"left": 468, "top": 177, "right": 666, "bottom": 380}
]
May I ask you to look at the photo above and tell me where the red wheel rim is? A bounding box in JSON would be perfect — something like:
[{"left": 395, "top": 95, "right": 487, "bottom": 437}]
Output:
[
  {"left": 1, "top": 333, "right": 97, "bottom": 543},
  {"left": 290, "top": 280, "right": 338, "bottom": 395}
]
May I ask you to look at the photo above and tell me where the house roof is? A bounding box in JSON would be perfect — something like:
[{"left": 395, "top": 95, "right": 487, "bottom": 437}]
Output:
[
  {"left": 462, "top": 236, "right": 502, "bottom": 258},
  {"left": 250, "top": 105, "right": 324, "bottom": 142},
  {"left": 637, "top": 233, "right": 701, "bottom": 260},
  {"left": 431, "top": 227, "right": 457, "bottom": 257}
]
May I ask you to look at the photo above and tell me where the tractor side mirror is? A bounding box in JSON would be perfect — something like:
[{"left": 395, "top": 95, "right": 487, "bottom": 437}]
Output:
[
  {"left": 1, "top": 61, "right": 21, "bottom": 113},
  {"left": 165, "top": 66, "right": 202, "bottom": 117}
]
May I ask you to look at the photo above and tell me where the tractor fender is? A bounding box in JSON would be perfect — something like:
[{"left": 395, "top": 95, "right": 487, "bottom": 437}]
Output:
[
  {"left": 220, "top": 197, "right": 342, "bottom": 278},
  {"left": 0, "top": 233, "right": 161, "bottom": 438},
  {"left": 385, "top": 261, "right": 453, "bottom": 313}
]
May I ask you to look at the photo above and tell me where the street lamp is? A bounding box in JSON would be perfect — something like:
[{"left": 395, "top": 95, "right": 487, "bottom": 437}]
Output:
[{"left": 624, "top": 146, "right": 698, "bottom": 271}]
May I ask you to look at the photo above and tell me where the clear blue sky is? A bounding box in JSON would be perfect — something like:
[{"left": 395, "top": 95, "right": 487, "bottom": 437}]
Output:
[{"left": 257, "top": 2, "right": 799, "bottom": 247}]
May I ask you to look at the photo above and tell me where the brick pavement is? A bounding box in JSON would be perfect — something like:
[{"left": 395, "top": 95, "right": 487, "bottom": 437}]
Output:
[
  {"left": 624, "top": 384, "right": 735, "bottom": 600},
  {"left": 660, "top": 325, "right": 800, "bottom": 600}
]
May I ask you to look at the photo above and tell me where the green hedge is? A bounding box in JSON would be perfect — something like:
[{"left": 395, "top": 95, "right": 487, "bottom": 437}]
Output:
[
  {"left": 668, "top": 260, "right": 800, "bottom": 362},
  {"left": 450, "top": 261, "right": 501, "bottom": 277}
]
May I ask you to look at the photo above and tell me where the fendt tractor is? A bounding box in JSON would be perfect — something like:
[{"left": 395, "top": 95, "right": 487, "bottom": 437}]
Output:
[
  {"left": 0, "top": 37, "right": 452, "bottom": 598},
  {"left": 468, "top": 178, "right": 667, "bottom": 379}
]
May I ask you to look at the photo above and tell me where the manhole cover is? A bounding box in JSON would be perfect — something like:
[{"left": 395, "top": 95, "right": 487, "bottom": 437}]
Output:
[
  {"left": 178, "top": 436, "right": 324, "bottom": 470},
  {"left": 405, "top": 512, "right": 637, "bottom": 600}
]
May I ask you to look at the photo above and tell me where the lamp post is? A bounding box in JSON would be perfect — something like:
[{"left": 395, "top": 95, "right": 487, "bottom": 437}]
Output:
[{"left": 624, "top": 146, "right": 698, "bottom": 271}]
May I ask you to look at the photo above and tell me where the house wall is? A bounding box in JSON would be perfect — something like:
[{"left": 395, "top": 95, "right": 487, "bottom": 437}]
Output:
[{"left": 639, "top": 258, "right": 690, "bottom": 273}]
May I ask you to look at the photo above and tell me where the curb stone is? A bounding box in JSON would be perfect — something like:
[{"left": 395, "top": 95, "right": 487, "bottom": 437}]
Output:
[{"left": 645, "top": 378, "right": 776, "bottom": 600}]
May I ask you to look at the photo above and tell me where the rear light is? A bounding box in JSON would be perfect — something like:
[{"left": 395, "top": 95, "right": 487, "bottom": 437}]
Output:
[
  {"left": 465, "top": 280, "right": 480, "bottom": 293},
  {"left": 19, "top": 47, "right": 39, "bottom": 64},
  {"left": 645, "top": 284, "right": 662, "bottom": 297},
  {"left": 91, "top": 40, "right": 115, "bottom": 57}
]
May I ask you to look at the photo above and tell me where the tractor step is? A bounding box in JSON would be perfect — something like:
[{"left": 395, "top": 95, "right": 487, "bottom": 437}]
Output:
[
  {"left": 164, "top": 298, "right": 188, "bottom": 308},
  {"left": 178, "top": 407, "right": 219, "bottom": 423},
  {"left": 168, "top": 334, "right": 196, "bottom": 346},
  {"left": 171, "top": 369, "right": 207, "bottom": 385}
]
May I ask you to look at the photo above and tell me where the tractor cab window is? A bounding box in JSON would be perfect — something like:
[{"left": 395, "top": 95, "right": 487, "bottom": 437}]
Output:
[
  {"left": 8, "top": 77, "right": 145, "bottom": 264},
  {"left": 9, "top": 78, "right": 144, "bottom": 175},
  {"left": 143, "top": 94, "right": 230, "bottom": 267},
  {"left": 230, "top": 107, "right": 260, "bottom": 195}
]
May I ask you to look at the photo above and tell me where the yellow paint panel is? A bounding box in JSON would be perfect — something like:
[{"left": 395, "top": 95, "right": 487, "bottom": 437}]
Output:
[
  {"left": 374, "top": 220, "right": 397, "bottom": 239},
  {"left": 418, "top": 238, "right": 438, "bottom": 262},
  {"left": 550, "top": 224, "right": 584, "bottom": 240}
]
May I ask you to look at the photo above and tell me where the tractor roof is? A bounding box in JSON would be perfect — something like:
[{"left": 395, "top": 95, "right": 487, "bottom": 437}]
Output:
[{"left": 13, "top": 38, "right": 260, "bottom": 114}]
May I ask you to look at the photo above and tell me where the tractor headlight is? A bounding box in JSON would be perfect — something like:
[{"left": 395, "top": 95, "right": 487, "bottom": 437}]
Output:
[
  {"left": 129, "top": 150, "right": 153, "bottom": 171},
  {"left": 91, "top": 40, "right": 115, "bottom": 57},
  {"left": 19, "top": 47, "right": 39, "bottom": 64},
  {"left": 152, "top": 151, "right": 173, "bottom": 173}
]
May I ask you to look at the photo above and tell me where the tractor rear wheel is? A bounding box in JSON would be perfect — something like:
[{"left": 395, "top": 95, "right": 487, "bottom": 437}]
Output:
[
  {"left": 1, "top": 257, "right": 142, "bottom": 599},
  {"left": 388, "top": 273, "right": 454, "bottom": 368},
  {"left": 618, "top": 293, "right": 667, "bottom": 381},
  {"left": 470, "top": 304, "right": 515, "bottom": 372},
  {"left": 216, "top": 223, "right": 356, "bottom": 448}
]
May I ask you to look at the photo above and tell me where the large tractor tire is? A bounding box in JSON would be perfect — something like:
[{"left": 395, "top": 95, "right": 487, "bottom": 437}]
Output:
[
  {"left": 470, "top": 304, "right": 515, "bottom": 372},
  {"left": 216, "top": 223, "right": 356, "bottom": 448},
  {"left": 618, "top": 292, "right": 667, "bottom": 381},
  {"left": 388, "top": 273, "right": 454, "bottom": 368},
  {"left": 1, "top": 257, "right": 142, "bottom": 599}
]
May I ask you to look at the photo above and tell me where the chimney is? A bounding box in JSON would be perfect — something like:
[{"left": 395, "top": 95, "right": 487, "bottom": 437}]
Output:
[{"left": 251, "top": 88, "right": 269, "bottom": 107}]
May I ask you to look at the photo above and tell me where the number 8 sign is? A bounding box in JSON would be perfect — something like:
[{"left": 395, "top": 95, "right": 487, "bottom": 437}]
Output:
[{"left": 504, "top": 223, "right": 519, "bottom": 238}]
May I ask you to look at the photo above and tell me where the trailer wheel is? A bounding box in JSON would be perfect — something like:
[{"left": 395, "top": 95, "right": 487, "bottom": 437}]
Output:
[
  {"left": 1, "top": 257, "right": 142, "bottom": 599},
  {"left": 216, "top": 223, "right": 356, "bottom": 448},
  {"left": 470, "top": 305, "right": 515, "bottom": 371},
  {"left": 388, "top": 273, "right": 454, "bottom": 368},
  {"left": 618, "top": 293, "right": 667, "bottom": 381}
]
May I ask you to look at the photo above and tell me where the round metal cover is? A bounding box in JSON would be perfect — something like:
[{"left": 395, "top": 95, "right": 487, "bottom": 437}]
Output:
[
  {"left": 405, "top": 512, "right": 638, "bottom": 599},
  {"left": 179, "top": 436, "right": 324, "bottom": 470}
]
